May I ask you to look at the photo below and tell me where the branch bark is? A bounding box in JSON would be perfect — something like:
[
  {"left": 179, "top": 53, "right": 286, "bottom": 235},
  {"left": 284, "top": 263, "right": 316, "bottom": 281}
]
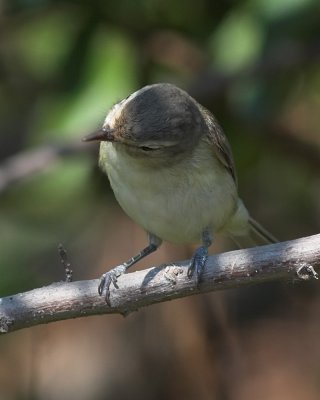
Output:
[{"left": 0, "top": 234, "right": 319, "bottom": 335}]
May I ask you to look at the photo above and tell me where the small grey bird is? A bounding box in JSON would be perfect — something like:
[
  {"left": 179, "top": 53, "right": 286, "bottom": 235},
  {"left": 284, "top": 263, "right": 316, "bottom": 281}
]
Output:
[{"left": 84, "top": 83, "right": 276, "bottom": 305}]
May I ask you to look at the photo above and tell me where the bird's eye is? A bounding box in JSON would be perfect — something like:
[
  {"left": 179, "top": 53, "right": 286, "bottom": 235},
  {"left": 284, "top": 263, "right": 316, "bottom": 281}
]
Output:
[{"left": 140, "top": 146, "right": 156, "bottom": 151}]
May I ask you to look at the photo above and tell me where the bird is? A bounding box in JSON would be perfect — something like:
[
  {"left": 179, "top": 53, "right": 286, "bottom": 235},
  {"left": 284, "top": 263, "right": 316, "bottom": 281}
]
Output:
[{"left": 83, "top": 83, "right": 276, "bottom": 305}]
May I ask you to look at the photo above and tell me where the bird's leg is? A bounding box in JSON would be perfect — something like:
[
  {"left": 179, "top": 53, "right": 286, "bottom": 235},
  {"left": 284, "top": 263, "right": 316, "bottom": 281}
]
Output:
[
  {"left": 187, "top": 229, "right": 212, "bottom": 283},
  {"left": 98, "top": 234, "right": 162, "bottom": 305}
]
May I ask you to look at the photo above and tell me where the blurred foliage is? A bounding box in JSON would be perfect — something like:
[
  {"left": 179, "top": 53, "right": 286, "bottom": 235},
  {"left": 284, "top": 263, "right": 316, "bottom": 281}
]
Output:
[{"left": 0, "top": 0, "right": 319, "bottom": 399}]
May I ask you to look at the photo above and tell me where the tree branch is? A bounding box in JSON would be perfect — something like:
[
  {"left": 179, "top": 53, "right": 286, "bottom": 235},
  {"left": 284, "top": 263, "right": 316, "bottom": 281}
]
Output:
[
  {"left": 0, "top": 234, "right": 319, "bottom": 335},
  {"left": 0, "top": 140, "right": 93, "bottom": 194}
]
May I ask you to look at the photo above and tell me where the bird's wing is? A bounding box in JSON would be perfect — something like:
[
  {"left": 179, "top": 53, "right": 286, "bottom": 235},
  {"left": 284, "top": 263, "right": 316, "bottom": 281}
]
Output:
[{"left": 200, "top": 105, "right": 237, "bottom": 186}]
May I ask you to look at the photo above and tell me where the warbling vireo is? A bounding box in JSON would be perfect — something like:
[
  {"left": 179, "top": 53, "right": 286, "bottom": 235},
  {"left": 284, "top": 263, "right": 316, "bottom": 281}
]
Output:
[{"left": 84, "top": 83, "right": 276, "bottom": 305}]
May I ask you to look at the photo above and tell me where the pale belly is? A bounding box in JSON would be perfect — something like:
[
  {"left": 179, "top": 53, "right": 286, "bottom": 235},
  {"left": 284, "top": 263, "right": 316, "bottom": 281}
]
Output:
[{"left": 102, "top": 143, "right": 241, "bottom": 244}]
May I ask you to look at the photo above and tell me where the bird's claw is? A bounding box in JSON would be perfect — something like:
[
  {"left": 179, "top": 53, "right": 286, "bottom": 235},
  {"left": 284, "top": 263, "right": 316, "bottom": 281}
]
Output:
[
  {"left": 187, "top": 246, "right": 208, "bottom": 283},
  {"left": 98, "top": 264, "right": 127, "bottom": 305}
]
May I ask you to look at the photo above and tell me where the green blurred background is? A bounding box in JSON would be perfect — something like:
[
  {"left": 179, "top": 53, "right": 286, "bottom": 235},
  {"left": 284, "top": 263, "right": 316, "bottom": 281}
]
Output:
[{"left": 0, "top": 0, "right": 319, "bottom": 399}]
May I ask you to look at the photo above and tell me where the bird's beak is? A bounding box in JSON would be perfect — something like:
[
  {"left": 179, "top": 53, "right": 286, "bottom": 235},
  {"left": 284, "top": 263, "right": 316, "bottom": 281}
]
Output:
[{"left": 82, "top": 127, "right": 115, "bottom": 142}]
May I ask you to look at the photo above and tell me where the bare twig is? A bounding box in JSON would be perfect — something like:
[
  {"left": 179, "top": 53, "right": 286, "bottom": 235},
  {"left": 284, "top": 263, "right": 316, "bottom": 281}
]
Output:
[
  {"left": 0, "top": 140, "right": 93, "bottom": 193},
  {"left": 0, "top": 234, "right": 319, "bottom": 335},
  {"left": 58, "top": 244, "right": 73, "bottom": 282}
]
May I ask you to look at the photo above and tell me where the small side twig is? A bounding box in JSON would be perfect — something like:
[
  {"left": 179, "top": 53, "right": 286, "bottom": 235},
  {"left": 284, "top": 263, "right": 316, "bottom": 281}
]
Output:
[
  {"left": 58, "top": 244, "right": 73, "bottom": 282},
  {"left": 0, "top": 140, "right": 93, "bottom": 194},
  {"left": 296, "top": 263, "right": 319, "bottom": 280}
]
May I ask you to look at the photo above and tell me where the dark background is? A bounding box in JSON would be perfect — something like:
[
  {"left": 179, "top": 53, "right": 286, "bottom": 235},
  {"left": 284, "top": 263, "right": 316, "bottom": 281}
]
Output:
[{"left": 0, "top": 0, "right": 319, "bottom": 399}]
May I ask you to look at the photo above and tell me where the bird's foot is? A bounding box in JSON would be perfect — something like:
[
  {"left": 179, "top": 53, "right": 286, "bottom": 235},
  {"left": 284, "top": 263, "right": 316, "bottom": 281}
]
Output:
[
  {"left": 187, "top": 246, "right": 208, "bottom": 283},
  {"left": 98, "top": 264, "right": 127, "bottom": 306}
]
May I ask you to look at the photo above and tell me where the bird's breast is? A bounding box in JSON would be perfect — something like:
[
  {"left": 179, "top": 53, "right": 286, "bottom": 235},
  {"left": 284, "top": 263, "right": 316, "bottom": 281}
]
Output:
[{"left": 101, "top": 141, "right": 239, "bottom": 244}]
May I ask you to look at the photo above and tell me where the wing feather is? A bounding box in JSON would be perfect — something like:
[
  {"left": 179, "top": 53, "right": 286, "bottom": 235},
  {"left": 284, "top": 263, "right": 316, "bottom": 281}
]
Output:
[{"left": 199, "top": 105, "right": 237, "bottom": 186}]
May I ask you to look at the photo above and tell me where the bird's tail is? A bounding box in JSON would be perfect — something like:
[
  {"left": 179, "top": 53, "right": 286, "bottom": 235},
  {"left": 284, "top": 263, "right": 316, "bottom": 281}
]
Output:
[
  {"left": 248, "top": 216, "right": 278, "bottom": 244},
  {"left": 230, "top": 216, "right": 277, "bottom": 248},
  {"left": 226, "top": 199, "right": 277, "bottom": 248}
]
